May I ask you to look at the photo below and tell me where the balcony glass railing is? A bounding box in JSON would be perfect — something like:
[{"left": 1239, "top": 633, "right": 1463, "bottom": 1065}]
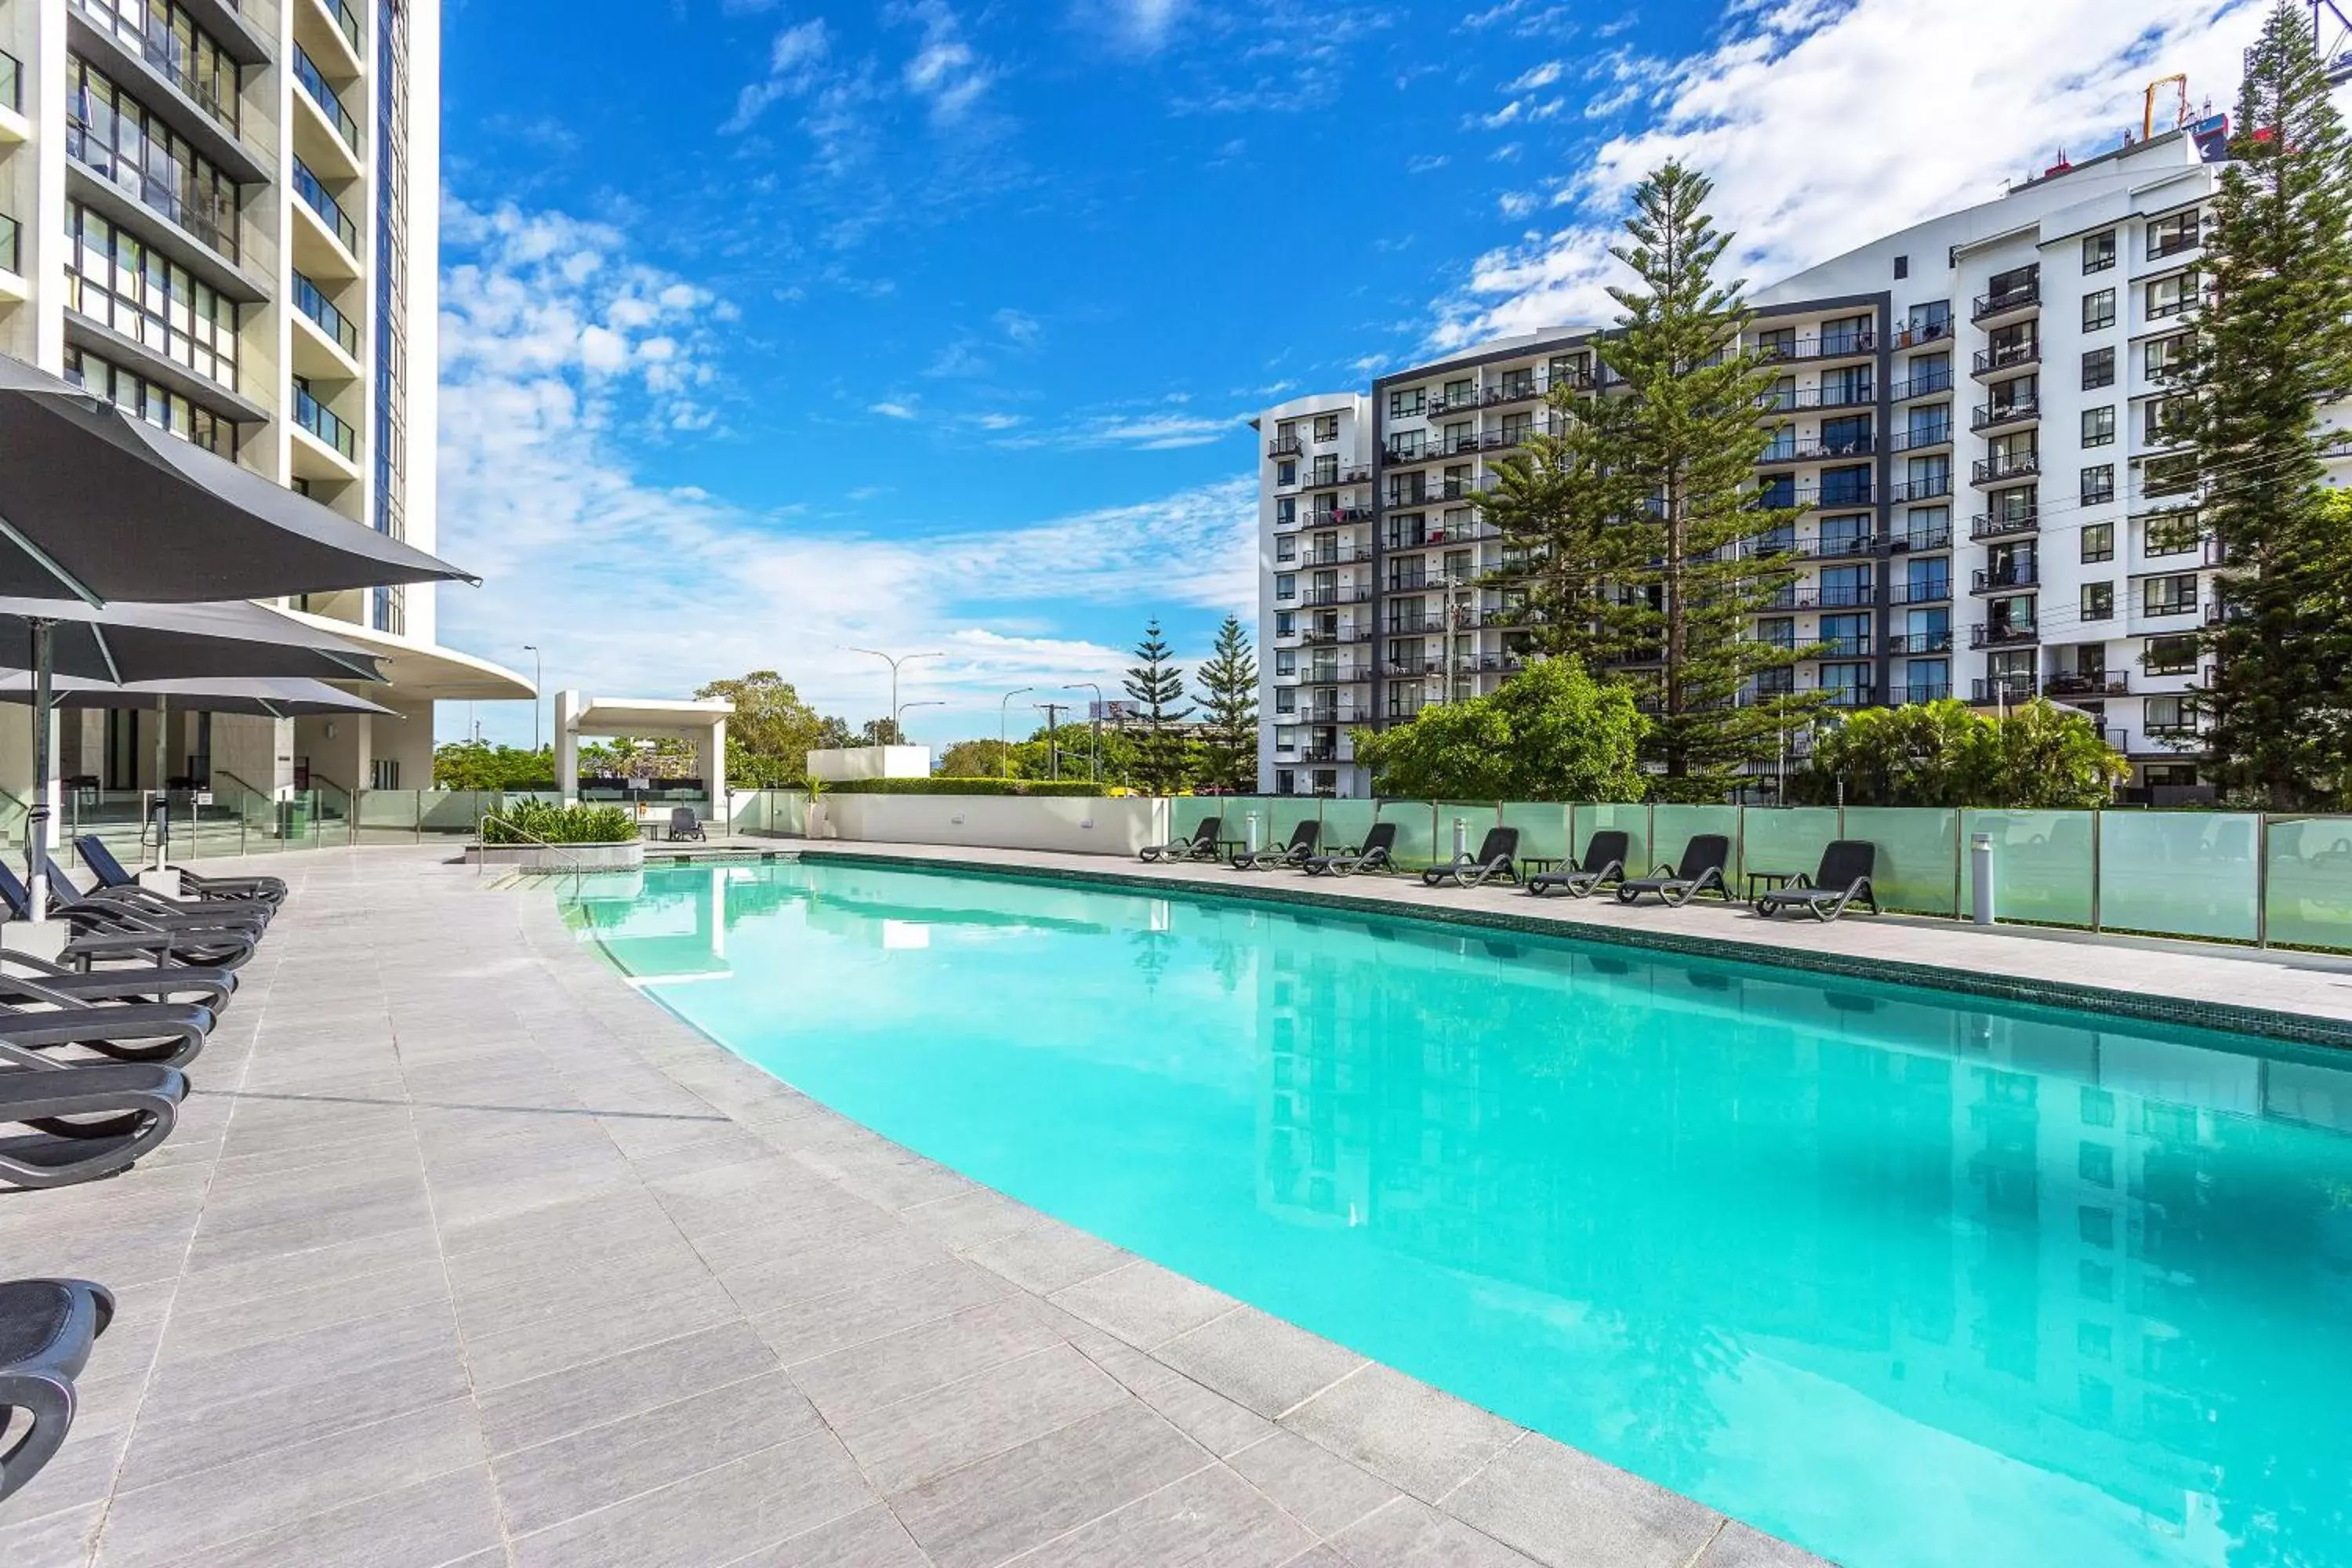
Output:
[
  {"left": 318, "top": 0, "right": 365, "bottom": 56},
  {"left": 67, "top": 114, "right": 241, "bottom": 261},
  {"left": 292, "top": 270, "right": 360, "bottom": 358},
  {"left": 0, "top": 214, "right": 18, "bottom": 275},
  {"left": 292, "top": 158, "right": 360, "bottom": 253},
  {"left": 0, "top": 48, "right": 20, "bottom": 114},
  {"left": 292, "top": 377, "right": 357, "bottom": 459},
  {"left": 74, "top": 0, "right": 239, "bottom": 134},
  {"left": 292, "top": 45, "right": 362, "bottom": 151}
]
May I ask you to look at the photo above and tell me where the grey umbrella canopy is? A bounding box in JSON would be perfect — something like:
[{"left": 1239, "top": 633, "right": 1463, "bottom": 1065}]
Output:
[
  {"left": 0, "top": 354, "right": 476, "bottom": 604},
  {"left": 0, "top": 597, "right": 383, "bottom": 683},
  {"left": 0, "top": 674, "right": 395, "bottom": 719}
]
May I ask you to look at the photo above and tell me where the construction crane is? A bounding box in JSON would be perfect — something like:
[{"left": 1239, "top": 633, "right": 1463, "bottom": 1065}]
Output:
[{"left": 2143, "top": 73, "right": 2190, "bottom": 140}]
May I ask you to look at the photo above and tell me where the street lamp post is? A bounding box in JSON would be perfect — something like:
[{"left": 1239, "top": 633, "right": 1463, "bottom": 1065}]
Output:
[
  {"left": 895, "top": 699, "right": 945, "bottom": 746},
  {"left": 999, "top": 687, "right": 1034, "bottom": 779},
  {"left": 844, "top": 648, "right": 943, "bottom": 742},
  {"left": 523, "top": 644, "right": 543, "bottom": 753},
  {"left": 1063, "top": 682, "right": 1105, "bottom": 783}
]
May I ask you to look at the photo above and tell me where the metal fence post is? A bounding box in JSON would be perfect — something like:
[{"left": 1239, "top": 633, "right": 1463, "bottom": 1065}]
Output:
[
  {"left": 2257, "top": 812, "right": 2270, "bottom": 949},
  {"left": 1953, "top": 809, "right": 1966, "bottom": 918},
  {"left": 2089, "top": 809, "right": 2103, "bottom": 934},
  {"left": 1733, "top": 804, "right": 1746, "bottom": 884},
  {"left": 1566, "top": 800, "right": 1579, "bottom": 863}
]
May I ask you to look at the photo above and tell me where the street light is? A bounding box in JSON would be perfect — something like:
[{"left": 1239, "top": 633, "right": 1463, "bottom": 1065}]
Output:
[
  {"left": 523, "top": 644, "right": 543, "bottom": 753},
  {"left": 844, "top": 648, "right": 943, "bottom": 741},
  {"left": 895, "top": 699, "right": 945, "bottom": 743},
  {"left": 1063, "top": 682, "right": 1105, "bottom": 783},
  {"left": 998, "top": 686, "right": 1033, "bottom": 779}
]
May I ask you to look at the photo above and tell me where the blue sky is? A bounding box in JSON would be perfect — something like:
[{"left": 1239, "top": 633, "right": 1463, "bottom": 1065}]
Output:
[{"left": 431, "top": 0, "right": 2263, "bottom": 748}]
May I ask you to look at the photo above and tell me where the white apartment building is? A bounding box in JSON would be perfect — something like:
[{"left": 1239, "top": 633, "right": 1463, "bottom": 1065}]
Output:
[
  {"left": 0, "top": 0, "right": 528, "bottom": 807},
  {"left": 1255, "top": 123, "right": 2303, "bottom": 802}
]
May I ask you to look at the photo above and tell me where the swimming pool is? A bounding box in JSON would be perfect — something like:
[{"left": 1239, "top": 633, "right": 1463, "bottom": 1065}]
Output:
[{"left": 572, "top": 858, "right": 2352, "bottom": 1568}]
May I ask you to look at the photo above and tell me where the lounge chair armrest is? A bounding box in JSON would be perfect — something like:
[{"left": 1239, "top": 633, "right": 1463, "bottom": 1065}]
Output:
[
  {"left": 0, "top": 977, "right": 93, "bottom": 1011},
  {"left": 0, "top": 953, "right": 73, "bottom": 979}
]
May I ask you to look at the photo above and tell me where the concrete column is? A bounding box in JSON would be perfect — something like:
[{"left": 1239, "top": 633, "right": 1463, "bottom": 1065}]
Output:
[
  {"left": 554, "top": 691, "right": 583, "bottom": 805},
  {"left": 699, "top": 717, "right": 728, "bottom": 829}
]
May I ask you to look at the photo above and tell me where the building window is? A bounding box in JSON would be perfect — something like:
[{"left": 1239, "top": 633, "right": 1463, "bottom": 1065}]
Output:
[
  {"left": 2146, "top": 398, "right": 2188, "bottom": 445},
  {"left": 1274, "top": 535, "right": 1295, "bottom": 563},
  {"left": 2082, "top": 582, "right": 2114, "bottom": 621},
  {"left": 2145, "top": 634, "right": 2198, "bottom": 675},
  {"left": 77, "top": 0, "right": 241, "bottom": 132},
  {"left": 2143, "top": 452, "right": 2198, "bottom": 497},
  {"left": 1274, "top": 611, "right": 1295, "bottom": 637},
  {"left": 1274, "top": 496, "right": 1295, "bottom": 526},
  {"left": 2082, "top": 464, "right": 2115, "bottom": 506},
  {"left": 64, "top": 205, "right": 240, "bottom": 390},
  {"left": 2147, "top": 270, "right": 2201, "bottom": 321},
  {"left": 65, "top": 59, "right": 242, "bottom": 263},
  {"left": 2143, "top": 574, "right": 2199, "bottom": 615},
  {"left": 1312, "top": 413, "right": 1338, "bottom": 442},
  {"left": 2144, "top": 335, "right": 2189, "bottom": 383},
  {"left": 1893, "top": 254, "right": 1909, "bottom": 279},
  {"left": 2147, "top": 212, "right": 2200, "bottom": 260},
  {"left": 2146, "top": 694, "right": 2201, "bottom": 735},
  {"left": 1275, "top": 573, "right": 1296, "bottom": 601},
  {"left": 2145, "top": 513, "right": 2201, "bottom": 557},
  {"left": 64, "top": 347, "right": 238, "bottom": 456},
  {"left": 2082, "top": 347, "right": 2115, "bottom": 390},
  {"left": 2083, "top": 230, "right": 2117, "bottom": 272},
  {"left": 2082, "top": 522, "right": 2114, "bottom": 563},
  {"left": 2082, "top": 289, "right": 2115, "bottom": 332},
  {"left": 1388, "top": 387, "right": 1425, "bottom": 419},
  {"left": 1276, "top": 460, "right": 1296, "bottom": 486},
  {"left": 1274, "top": 648, "right": 1296, "bottom": 677},
  {"left": 2082, "top": 405, "right": 2114, "bottom": 448}
]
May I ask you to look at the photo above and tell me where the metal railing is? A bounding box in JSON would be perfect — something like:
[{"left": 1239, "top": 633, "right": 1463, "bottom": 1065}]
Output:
[
  {"left": 292, "top": 270, "right": 361, "bottom": 358},
  {"left": 292, "top": 377, "right": 358, "bottom": 459},
  {"left": 318, "top": 0, "right": 366, "bottom": 56},
  {"left": 292, "top": 158, "right": 361, "bottom": 252},
  {"left": 292, "top": 45, "right": 362, "bottom": 151},
  {"left": 477, "top": 813, "right": 588, "bottom": 897}
]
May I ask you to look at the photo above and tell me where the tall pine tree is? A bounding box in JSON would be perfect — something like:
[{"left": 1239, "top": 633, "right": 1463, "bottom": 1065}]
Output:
[
  {"left": 2181, "top": 0, "right": 2352, "bottom": 807},
  {"left": 1483, "top": 381, "right": 1650, "bottom": 671},
  {"left": 1123, "top": 618, "right": 1194, "bottom": 793},
  {"left": 1192, "top": 615, "right": 1259, "bottom": 792},
  {"left": 1605, "top": 162, "right": 1819, "bottom": 798}
]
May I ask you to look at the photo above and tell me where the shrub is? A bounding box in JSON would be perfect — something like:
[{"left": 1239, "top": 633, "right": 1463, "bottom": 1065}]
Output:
[
  {"left": 827, "top": 777, "right": 1107, "bottom": 797},
  {"left": 481, "top": 800, "right": 639, "bottom": 844}
]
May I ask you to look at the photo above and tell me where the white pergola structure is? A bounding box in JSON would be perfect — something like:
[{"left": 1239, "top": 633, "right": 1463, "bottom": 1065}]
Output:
[{"left": 554, "top": 691, "right": 733, "bottom": 829}]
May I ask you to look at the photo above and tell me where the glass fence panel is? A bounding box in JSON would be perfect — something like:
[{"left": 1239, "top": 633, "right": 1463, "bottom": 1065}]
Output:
[
  {"left": 1649, "top": 805, "right": 1738, "bottom": 875},
  {"left": 1381, "top": 801, "right": 1444, "bottom": 869},
  {"left": 1432, "top": 801, "right": 1505, "bottom": 864},
  {"left": 1738, "top": 808, "right": 1842, "bottom": 884},
  {"left": 1220, "top": 798, "right": 1281, "bottom": 855},
  {"left": 2266, "top": 816, "right": 2352, "bottom": 949},
  {"left": 1841, "top": 807, "right": 1962, "bottom": 915},
  {"left": 1579, "top": 803, "right": 1649, "bottom": 870},
  {"left": 1265, "top": 797, "right": 1324, "bottom": 852},
  {"left": 1169, "top": 797, "right": 1222, "bottom": 841},
  {"left": 1962, "top": 811, "right": 2095, "bottom": 926},
  {"left": 1499, "top": 802, "right": 1573, "bottom": 865},
  {"left": 1316, "top": 800, "right": 1380, "bottom": 855},
  {"left": 2099, "top": 811, "right": 2260, "bottom": 942}
]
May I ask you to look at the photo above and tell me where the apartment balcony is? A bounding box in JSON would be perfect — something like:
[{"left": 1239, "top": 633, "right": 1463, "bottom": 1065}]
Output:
[
  {"left": 1970, "top": 677, "right": 2039, "bottom": 704},
  {"left": 1385, "top": 615, "right": 1447, "bottom": 635},
  {"left": 292, "top": 158, "right": 364, "bottom": 281},
  {"left": 1812, "top": 635, "right": 1873, "bottom": 658},
  {"left": 1301, "top": 586, "right": 1373, "bottom": 607},
  {"left": 1385, "top": 571, "right": 1475, "bottom": 594},
  {"left": 1759, "top": 329, "right": 1878, "bottom": 365},
  {"left": 1886, "top": 581, "right": 1952, "bottom": 608},
  {"left": 1903, "top": 681, "right": 1954, "bottom": 703},
  {"left": 1755, "top": 384, "right": 1874, "bottom": 413},
  {"left": 63, "top": 132, "right": 268, "bottom": 302},
  {"left": 291, "top": 43, "right": 364, "bottom": 182},
  {"left": 298, "top": 0, "right": 365, "bottom": 76},
  {"left": 1886, "top": 630, "right": 1954, "bottom": 655},
  {"left": 1970, "top": 510, "right": 2038, "bottom": 540},
  {"left": 1971, "top": 397, "right": 2040, "bottom": 433},
  {"left": 1886, "top": 474, "right": 1954, "bottom": 503},
  {"left": 1295, "top": 546, "right": 1373, "bottom": 567},
  {"left": 2141, "top": 719, "right": 2206, "bottom": 744},
  {"left": 1971, "top": 454, "right": 2042, "bottom": 487},
  {"left": 1972, "top": 340, "right": 2041, "bottom": 379},
  {"left": 1748, "top": 530, "right": 1877, "bottom": 562},
  {"left": 1298, "top": 626, "right": 1374, "bottom": 648},
  {"left": 1970, "top": 563, "right": 2040, "bottom": 594},
  {"left": 1300, "top": 665, "right": 1374, "bottom": 687},
  {"left": 290, "top": 270, "right": 363, "bottom": 379},
  {"left": 2045, "top": 672, "right": 2132, "bottom": 698},
  {"left": 1308, "top": 465, "right": 1372, "bottom": 488},
  {"left": 1890, "top": 523, "right": 1955, "bottom": 553},
  {"left": 67, "top": 0, "right": 271, "bottom": 183},
  {"left": 1970, "top": 280, "right": 2042, "bottom": 326},
  {"left": 1759, "top": 586, "right": 1875, "bottom": 612},
  {"left": 290, "top": 376, "right": 362, "bottom": 484},
  {"left": 1267, "top": 437, "right": 1303, "bottom": 459},
  {"left": 1755, "top": 435, "right": 1875, "bottom": 466},
  {"left": 1755, "top": 480, "right": 1875, "bottom": 512},
  {"left": 1886, "top": 423, "right": 1952, "bottom": 455},
  {"left": 1889, "top": 319, "right": 1954, "bottom": 352},
  {"left": 1385, "top": 658, "right": 1444, "bottom": 677},
  {"left": 1969, "top": 622, "right": 2039, "bottom": 648},
  {"left": 1889, "top": 372, "right": 1955, "bottom": 402}
]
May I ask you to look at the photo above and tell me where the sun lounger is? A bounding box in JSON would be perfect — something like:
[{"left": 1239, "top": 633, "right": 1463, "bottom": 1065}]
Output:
[
  {"left": 666, "top": 808, "right": 706, "bottom": 843},
  {"left": 1526, "top": 830, "right": 1632, "bottom": 898},
  {"left": 77, "top": 837, "right": 282, "bottom": 913},
  {"left": 1615, "top": 833, "right": 1733, "bottom": 907},
  {"left": 1303, "top": 821, "right": 1397, "bottom": 877},
  {"left": 1423, "top": 827, "right": 1521, "bottom": 888},
  {"left": 1140, "top": 817, "right": 1221, "bottom": 863},
  {"left": 0, "top": 1061, "right": 185, "bottom": 1189},
  {"left": 0, "top": 989, "right": 213, "bottom": 1068},
  {"left": 43, "top": 855, "right": 267, "bottom": 937},
  {"left": 1232, "top": 820, "right": 1320, "bottom": 870},
  {"left": 0, "top": 865, "right": 259, "bottom": 972},
  {"left": 0, "top": 1277, "right": 115, "bottom": 1502},
  {"left": 1755, "top": 840, "right": 1880, "bottom": 922},
  {"left": 0, "top": 950, "right": 234, "bottom": 1012}
]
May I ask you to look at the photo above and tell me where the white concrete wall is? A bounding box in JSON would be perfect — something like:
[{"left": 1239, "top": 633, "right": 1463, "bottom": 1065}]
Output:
[
  {"left": 808, "top": 745, "right": 931, "bottom": 782},
  {"left": 818, "top": 794, "right": 1170, "bottom": 856}
]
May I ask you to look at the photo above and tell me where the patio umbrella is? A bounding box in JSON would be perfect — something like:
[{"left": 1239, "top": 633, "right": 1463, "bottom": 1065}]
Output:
[
  {"left": 0, "top": 600, "right": 385, "bottom": 921},
  {"left": 0, "top": 674, "right": 397, "bottom": 719},
  {"left": 0, "top": 354, "right": 475, "bottom": 604}
]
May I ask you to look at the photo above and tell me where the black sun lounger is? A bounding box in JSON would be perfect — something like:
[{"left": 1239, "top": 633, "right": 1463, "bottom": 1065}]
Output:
[
  {"left": 0, "top": 865, "right": 260, "bottom": 972},
  {"left": 0, "top": 990, "right": 213, "bottom": 1070},
  {"left": 0, "top": 950, "right": 234, "bottom": 1013},
  {"left": 1233, "top": 820, "right": 1320, "bottom": 870},
  {"left": 1423, "top": 826, "right": 1521, "bottom": 888},
  {"left": 78, "top": 837, "right": 283, "bottom": 915},
  {"left": 1615, "top": 833, "right": 1733, "bottom": 907},
  {"left": 666, "top": 808, "right": 706, "bottom": 843},
  {"left": 0, "top": 1277, "right": 114, "bottom": 1504},
  {"left": 1755, "top": 840, "right": 1880, "bottom": 922},
  {"left": 1140, "top": 817, "right": 1221, "bottom": 863},
  {"left": 44, "top": 855, "right": 267, "bottom": 937},
  {"left": 0, "top": 1061, "right": 185, "bottom": 1189},
  {"left": 1303, "top": 821, "right": 1397, "bottom": 877},
  {"left": 1526, "top": 829, "right": 1632, "bottom": 898}
]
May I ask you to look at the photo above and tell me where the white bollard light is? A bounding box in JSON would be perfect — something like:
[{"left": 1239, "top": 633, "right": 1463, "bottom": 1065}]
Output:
[
  {"left": 1971, "top": 832, "right": 1996, "bottom": 926},
  {"left": 1246, "top": 811, "right": 1260, "bottom": 854},
  {"left": 1454, "top": 817, "right": 1468, "bottom": 861}
]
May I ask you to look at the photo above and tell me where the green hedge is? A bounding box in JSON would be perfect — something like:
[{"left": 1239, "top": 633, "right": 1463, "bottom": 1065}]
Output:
[
  {"left": 827, "top": 777, "right": 1111, "bottom": 797},
  {"left": 481, "top": 800, "right": 639, "bottom": 844}
]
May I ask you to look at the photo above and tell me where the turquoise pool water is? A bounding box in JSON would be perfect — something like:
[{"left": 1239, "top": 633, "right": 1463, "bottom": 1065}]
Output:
[{"left": 572, "top": 859, "right": 2352, "bottom": 1568}]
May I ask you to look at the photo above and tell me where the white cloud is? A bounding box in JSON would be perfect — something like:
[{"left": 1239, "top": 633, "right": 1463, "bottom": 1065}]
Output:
[
  {"left": 1438, "top": 0, "right": 2268, "bottom": 346},
  {"left": 995, "top": 408, "right": 1247, "bottom": 451},
  {"left": 1508, "top": 60, "right": 1564, "bottom": 91},
  {"left": 720, "top": 17, "right": 830, "bottom": 133},
  {"left": 1096, "top": 0, "right": 1186, "bottom": 52},
  {"left": 436, "top": 198, "right": 1251, "bottom": 743},
  {"left": 869, "top": 400, "right": 920, "bottom": 419},
  {"left": 993, "top": 307, "right": 1043, "bottom": 347},
  {"left": 898, "top": 0, "right": 994, "bottom": 126}
]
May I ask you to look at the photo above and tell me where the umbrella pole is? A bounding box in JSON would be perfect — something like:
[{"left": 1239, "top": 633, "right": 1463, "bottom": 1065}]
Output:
[
  {"left": 154, "top": 694, "right": 169, "bottom": 873},
  {"left": 26, "top": 617, "right": 50, "bottom": 924}
]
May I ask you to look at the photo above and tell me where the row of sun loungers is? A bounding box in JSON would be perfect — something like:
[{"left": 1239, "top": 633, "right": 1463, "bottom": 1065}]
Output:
[
  {"left": 2, "top": 837, "right": 288, "bottom": 1504},
  {"left": 1141, "top": 817, "right": 1880, "bottom": 923}
]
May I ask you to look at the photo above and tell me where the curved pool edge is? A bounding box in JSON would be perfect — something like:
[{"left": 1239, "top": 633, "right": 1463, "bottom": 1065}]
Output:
[
  {"left": 539, "top": 877, "right": 1838, "bottom": 1568},
  {"left": 786, "top": 842, "right": 2352, "bottom": 1051}
]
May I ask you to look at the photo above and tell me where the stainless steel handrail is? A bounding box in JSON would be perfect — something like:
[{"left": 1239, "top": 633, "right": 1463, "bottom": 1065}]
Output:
[{"left": 476, "top": 814, "right": 588, "bottom": 896}]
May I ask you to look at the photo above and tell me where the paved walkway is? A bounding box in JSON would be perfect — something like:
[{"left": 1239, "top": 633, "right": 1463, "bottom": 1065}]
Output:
[{"left": 0, "top": 845, "right": 1820, "bottom": 1568}]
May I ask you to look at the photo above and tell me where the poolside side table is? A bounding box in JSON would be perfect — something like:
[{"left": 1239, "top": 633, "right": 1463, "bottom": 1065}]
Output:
[
  {"left": 1217, "top": 838, "right": 1247, "bottom": 862},
  {"left": 1520, "top": 856, "right": 1563, "bottom": 879},
  {"left": 1744, "top": 869, "right": 1797, "bottom": 905}
]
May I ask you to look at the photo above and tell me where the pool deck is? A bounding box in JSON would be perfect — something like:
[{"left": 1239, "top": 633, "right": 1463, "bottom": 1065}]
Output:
[
  {"left": 792, "top": 840, "right": 2352, "bottom": 1044},
  {"left": 0, "top": 844, "right": 1825, "bottom": 1568}
]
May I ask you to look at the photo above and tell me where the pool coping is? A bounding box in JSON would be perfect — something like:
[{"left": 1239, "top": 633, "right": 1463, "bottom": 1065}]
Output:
[{"left": 782, "top": 843, "right": 2352, "bottom": 1051}]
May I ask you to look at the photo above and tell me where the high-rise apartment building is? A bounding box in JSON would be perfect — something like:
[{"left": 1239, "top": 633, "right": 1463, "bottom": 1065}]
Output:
[
  {"left": 0, "top": 0, "right": 527, "bottom": 803},
  {"left": 1255, "top": 126, "right": 2313, "bottom": 803}
]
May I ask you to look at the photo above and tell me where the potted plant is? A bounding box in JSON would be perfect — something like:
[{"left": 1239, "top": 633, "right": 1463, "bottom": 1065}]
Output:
[{"left": 802, "top": 773, "right": 831, "bottom": 839}]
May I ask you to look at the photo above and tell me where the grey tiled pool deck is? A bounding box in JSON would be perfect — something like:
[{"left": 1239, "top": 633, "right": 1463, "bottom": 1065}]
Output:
[{"left": 0, "top": 844, "right": 1831, "bottom": 1568}]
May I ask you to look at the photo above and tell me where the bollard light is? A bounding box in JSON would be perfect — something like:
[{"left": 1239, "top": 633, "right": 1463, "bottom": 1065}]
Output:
[{"left": 1970, "top": 832, "right": 1996, "bottom": 927}]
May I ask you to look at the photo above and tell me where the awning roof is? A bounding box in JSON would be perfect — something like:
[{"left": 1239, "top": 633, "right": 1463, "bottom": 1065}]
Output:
[
  {"left": 274, "top": 608, "right": 537, "bottom": 702},
  {"left": 571, "top": 696, "right": 732, "bottom": 736}
]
